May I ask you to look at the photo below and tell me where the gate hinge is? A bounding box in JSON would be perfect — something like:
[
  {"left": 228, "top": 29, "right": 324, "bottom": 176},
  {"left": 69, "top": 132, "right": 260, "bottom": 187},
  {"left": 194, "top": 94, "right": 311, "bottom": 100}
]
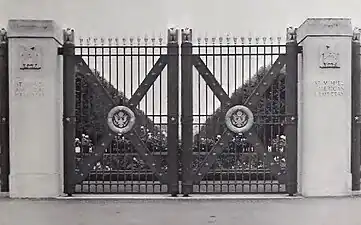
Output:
[
  {"left": 297, "top": 46, "right": 303, "bottom": 54},
  {"left": 58, "top": 47, "right": 64, "bottom": 55}
]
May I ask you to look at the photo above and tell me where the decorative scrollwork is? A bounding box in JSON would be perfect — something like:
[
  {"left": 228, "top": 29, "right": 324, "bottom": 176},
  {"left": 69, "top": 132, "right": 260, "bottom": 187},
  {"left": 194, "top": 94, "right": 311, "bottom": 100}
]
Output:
[
  {"left": 107, "top": 106, "right": 136, "bottom": 134},
  {"left": 225, "top": 105, "right": 254, "bottom": 133}
]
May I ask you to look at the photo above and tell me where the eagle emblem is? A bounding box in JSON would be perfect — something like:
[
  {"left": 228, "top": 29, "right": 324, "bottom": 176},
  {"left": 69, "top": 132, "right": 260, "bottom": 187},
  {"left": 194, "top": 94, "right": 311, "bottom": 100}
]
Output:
[
  {"left": 320, "top": 45, "right": 340, "bottom": 68},
  {"left": 112, "top": 110, "right": 129, "bottom": 128},
  {"left": 231, "top": 110, "right": 248, "bottom": 128},
  {"left": 19, "top": 45, "right": 42, "bottom": 70}
]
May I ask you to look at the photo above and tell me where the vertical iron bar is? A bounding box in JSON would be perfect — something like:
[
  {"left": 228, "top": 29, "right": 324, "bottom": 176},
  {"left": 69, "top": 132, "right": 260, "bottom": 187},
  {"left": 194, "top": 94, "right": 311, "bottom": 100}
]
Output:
[
  {"left": 181, "top": 28, "right": 193, "bottom": 196},
  {"left": 212, "top": 40, "right": 216, "bottom": 192},
  {"left": 151, "top": 39, "right": 156, "bottom": 192},
  {"left": 351, "top": 31, "right": 361, "bottom": 191},
  {"left": 205, "top": 38, "right": 209, "bottom": 192},
  {"left": 277, "top": 43, "right": 282, "bottom": 192},
  {"left": 167, "top": 28, "right": 180, "bottom": 196},
  {"left": 285, "top": 28, "right": 298, "bottom": 196},
  {"left": 197, "top": 39, "right": 202, "bottom": 193},
  {"left": 63, "top": 29, "right": 76, "bottom": 195},
  {"left": 0, "top": 31, "right": 9, "bottom": 192}
]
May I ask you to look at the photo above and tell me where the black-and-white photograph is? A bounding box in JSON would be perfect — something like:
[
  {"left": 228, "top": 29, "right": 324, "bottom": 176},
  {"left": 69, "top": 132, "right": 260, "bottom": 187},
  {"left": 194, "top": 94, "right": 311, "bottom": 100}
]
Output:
[{"left": 1, "top": 0, "right": 361, "bottom": 224}]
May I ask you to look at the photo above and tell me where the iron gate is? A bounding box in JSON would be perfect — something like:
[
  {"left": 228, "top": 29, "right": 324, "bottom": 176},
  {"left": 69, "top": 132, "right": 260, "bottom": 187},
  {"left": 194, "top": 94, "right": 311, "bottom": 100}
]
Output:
[
  {"left": 180, "top": 29, "right": 298, "bottom": 195},
  {"left": 62, "top": 29, "right": 180, "bottom": 195},
  {"left": 61, "top": 28, "right": 299, "bottom": 196},
  {"left": 0, "top": 29, "right": 9, "bottom": 193}
]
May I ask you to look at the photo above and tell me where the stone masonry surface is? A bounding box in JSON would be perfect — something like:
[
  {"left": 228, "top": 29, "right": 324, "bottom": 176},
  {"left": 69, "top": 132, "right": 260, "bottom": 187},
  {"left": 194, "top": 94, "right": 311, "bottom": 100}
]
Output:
[{"left": 1, "top": 196, "right": 361, "bottom": 225}]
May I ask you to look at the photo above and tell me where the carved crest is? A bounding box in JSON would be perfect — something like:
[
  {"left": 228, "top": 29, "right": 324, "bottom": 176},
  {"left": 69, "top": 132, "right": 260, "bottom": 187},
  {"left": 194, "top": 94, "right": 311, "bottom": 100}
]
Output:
[
  {"left": 225, "top": 105, "right": 254, "bottom": 133},
  {"left": 320, "top": 45, "right": 340, "bottom": 68},
  {"left": 19, "top": 45, "right": 42, "bottom": 70},
  {"left": 231, "top": 110, "right": 248, "bottom": 128},
  {"left": 107, "top": 106, "right": 136, "bottom": 134},
  {"left": 112, "top": 110, "right": 130, "bottom": 129}
]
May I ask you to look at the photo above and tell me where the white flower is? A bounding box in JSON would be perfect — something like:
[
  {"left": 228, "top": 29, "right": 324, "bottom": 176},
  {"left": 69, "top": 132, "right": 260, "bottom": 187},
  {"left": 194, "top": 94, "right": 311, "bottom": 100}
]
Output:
[{"left": 267, "top": 146, "right": 272, "bottom": 152}]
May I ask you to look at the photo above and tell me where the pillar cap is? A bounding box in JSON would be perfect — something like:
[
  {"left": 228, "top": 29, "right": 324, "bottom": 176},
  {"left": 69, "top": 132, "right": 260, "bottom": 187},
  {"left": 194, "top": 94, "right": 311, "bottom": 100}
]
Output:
[
  {"left": 7, "top": 19, "right": 63, "bottom": 44},
  {"left": 296, "top": 18, "right": 352, "bottom": 43}
]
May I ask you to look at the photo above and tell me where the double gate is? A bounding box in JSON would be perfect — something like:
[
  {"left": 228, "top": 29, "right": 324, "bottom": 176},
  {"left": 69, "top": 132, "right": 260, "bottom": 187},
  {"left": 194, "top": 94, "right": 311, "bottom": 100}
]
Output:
[{"left": 61, "top": 28, "right": 299, "bottom": 196}]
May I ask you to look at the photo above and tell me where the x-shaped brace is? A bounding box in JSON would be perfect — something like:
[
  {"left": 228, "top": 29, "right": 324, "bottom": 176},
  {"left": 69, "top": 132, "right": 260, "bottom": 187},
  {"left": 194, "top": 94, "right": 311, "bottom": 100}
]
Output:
[
  {"left": 191, "top": 55, "right": 286, "bottom": 183},
  {"left": 72, "top": 56, "right": 168, "bottom": 184}
]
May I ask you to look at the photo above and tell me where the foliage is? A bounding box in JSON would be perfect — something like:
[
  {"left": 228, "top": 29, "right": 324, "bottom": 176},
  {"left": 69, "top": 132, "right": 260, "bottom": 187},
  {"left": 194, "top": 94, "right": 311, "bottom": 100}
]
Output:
[
  {"left": 74, "top": 70, "right": 168, "bottom": 171},
  {"left": 74, "top": 64, "right": 287, "bottom": 173}
]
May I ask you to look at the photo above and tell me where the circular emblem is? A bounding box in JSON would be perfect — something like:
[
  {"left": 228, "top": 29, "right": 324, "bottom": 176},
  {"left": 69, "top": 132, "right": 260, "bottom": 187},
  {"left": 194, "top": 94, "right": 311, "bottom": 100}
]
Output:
[
  {"left": 107, "top": 106, "right": 136, "bottom": 134},
  {"left": 225, "top": 105, "right": 254, "bottom": 133}
]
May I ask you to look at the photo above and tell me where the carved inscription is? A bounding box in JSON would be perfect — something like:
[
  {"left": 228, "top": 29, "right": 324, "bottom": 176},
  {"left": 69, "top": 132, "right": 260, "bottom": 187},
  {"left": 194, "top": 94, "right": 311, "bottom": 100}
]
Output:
[
  {"left": 314, "top": 80, "right": 344, "bottom": 97},
  {"left": 14, "top": 79, "right": 45, "bottom": 97},
  {"left": 19, "top": 45, "right": 42, "bottom": 70}
]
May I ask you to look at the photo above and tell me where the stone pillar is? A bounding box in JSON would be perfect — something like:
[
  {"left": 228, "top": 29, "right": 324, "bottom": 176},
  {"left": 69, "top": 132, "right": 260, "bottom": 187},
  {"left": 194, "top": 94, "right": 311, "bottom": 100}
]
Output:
[
  {"left": 7, "top": 20, "right": 63, "bottom": 198},
  {"left": 297, "top": 18, "right": 353, "bottom": 197}
]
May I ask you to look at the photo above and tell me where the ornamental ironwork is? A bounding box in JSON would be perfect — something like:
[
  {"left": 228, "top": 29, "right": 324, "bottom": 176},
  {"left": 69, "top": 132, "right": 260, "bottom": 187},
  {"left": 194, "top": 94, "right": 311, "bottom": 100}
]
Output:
[
  {"left": 225, "top": 105, "right": 254, "bottom": 133},
  {"left": 107, "top": 106, "right": 136, "bottom": 134}
]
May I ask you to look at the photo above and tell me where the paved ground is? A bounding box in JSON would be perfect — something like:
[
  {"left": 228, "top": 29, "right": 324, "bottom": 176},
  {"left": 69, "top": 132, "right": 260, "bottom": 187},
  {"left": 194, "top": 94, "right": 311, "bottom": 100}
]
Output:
[{"left": 1, "top": 196, "right": 361, "bottom": 225}]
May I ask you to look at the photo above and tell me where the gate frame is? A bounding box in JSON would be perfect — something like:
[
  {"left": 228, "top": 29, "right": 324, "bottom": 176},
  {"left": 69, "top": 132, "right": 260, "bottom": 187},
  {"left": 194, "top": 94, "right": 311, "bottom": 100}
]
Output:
[
  {"left": 351, "top": 28, "right": 361, "bottom": 191},
  {"left": 0, "top": 28, "right": 9, "bottom": 193},
  {"left": 61, "top": 28, "right": 180, "bottom": 196},
  {"left": 180, "top": 28, "right": 300, "bottom": 196}
]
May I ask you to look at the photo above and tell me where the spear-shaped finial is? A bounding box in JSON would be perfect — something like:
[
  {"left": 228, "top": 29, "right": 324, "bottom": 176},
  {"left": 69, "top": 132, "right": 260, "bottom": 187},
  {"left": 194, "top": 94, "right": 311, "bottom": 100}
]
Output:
[
  {"left": 144, "top": 34, "right": 149, "bottom": 45},
  {"left": 79, "top": 37, "right": 84, "bottom": 46}
]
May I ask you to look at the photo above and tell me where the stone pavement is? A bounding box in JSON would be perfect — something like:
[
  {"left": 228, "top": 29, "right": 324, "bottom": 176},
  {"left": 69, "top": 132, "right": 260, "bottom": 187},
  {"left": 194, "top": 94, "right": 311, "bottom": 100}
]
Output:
[{"left": 1, "top": 196, "right": 361, "bottom": 225}]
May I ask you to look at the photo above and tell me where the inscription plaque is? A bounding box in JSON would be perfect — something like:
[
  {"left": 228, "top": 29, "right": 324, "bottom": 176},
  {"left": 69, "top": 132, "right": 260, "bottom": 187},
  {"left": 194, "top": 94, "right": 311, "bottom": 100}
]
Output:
[
  {"left": 314, "top": 80, "right": 344, "bottom": 97},
  {"left": 19, "top": 45, "right": 42, "bottom": 70},
  {"left": 14, "top": 79, "right": 45, "bottom": 97}
]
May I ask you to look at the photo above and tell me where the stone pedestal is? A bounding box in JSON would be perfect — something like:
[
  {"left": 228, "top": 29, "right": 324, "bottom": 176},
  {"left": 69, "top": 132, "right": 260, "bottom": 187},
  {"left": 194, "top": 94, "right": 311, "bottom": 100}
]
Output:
[
  {"left": 297, "top": 18, "right": 353, "bottom": 197},
  {"left": 7, "top": 20, "right": 63, "bottom": 198}
]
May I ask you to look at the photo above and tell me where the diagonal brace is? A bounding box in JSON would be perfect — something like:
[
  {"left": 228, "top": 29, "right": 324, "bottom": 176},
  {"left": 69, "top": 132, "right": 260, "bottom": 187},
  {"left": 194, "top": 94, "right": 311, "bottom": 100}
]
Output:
[{"left": 72, "top": 56, "right": 168, "bottom": 184}]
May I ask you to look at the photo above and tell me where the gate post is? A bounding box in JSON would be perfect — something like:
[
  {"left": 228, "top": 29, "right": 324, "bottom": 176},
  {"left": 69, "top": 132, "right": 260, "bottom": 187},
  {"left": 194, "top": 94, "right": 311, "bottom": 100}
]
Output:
[
  {"left": 167, "top": 28, "right": 180, "bottom": 196},
  {"left": 62, "top": 29, "right": 76, "bottom": 196},
  {"left": 0, "top": 28, "right": 9, "bottom": 193},
  {"left": 351, "top": 28, "right": 361, "bottom": 191},
  {"left": 7, "top": 20, "right": 64, "bottom": 198},
  {"left": 297, "top": 18, "right": 353, "bottom": 197},
  {"left": 285, "top": 27, "right": 298, "bottom": 196},
  {"left": 181, "top": 28, "right": 193, "bottom": 196}
]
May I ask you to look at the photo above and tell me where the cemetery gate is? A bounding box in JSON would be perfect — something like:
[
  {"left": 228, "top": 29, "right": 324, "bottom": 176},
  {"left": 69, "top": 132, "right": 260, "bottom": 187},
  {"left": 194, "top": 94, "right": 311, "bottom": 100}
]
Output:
[{"left": 60, "top": 28, "right": 300, "bottom": 196}]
